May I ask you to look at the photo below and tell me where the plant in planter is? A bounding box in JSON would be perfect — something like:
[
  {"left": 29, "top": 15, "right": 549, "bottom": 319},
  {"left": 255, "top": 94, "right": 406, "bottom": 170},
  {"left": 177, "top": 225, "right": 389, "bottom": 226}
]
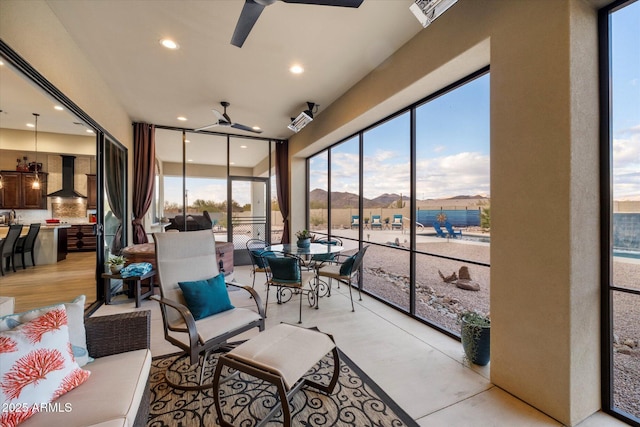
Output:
[
  {"left": 459, "top": 311, "right": 491, "bottom": 366},
  {"left": 295, "top": 229, "right": 313, "bottom": 248},
  {"left": 107, "top": 255, "right": 126, "bottom": 274}
]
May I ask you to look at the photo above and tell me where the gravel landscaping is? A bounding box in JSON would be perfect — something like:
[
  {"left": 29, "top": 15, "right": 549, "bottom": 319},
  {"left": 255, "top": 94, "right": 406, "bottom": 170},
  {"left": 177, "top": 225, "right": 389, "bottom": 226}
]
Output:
[{"left": 357, "top": 240, "right": 639, "bottom": 417}]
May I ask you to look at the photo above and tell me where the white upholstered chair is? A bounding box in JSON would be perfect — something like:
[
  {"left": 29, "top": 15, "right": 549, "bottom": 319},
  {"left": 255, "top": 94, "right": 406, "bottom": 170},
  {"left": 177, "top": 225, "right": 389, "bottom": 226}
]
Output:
[{"left": 151, "top": 230, "right": 265, "bottom": 390}]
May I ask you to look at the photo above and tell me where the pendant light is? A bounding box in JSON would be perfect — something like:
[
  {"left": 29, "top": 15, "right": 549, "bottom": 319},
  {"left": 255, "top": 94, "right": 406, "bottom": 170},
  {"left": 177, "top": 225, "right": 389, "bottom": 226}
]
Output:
[{"left": 32, "top": 113, "right": 40, "bottom": 190}]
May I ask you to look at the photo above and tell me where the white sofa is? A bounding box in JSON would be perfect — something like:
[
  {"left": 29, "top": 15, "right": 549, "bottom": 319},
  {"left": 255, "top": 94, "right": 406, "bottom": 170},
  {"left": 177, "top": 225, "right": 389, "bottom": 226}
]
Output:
[{"left": 21, "top": 311, "right": 152, "bottom": 427}]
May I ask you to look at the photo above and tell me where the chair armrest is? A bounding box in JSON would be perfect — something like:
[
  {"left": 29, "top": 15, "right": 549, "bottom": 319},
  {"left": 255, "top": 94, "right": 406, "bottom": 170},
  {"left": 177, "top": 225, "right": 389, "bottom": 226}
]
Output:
[
  {"left": 149, "top": 295, "right": 201, "bottom": 353},
  {"left": 226, "top": 281, "right": 266, "bottom": 319},
  {"left": 85, "top": 311, "right": 150, "bottom": 358},
  {"left": 149, "top": 295, "right": 197, "bottom": 332}
]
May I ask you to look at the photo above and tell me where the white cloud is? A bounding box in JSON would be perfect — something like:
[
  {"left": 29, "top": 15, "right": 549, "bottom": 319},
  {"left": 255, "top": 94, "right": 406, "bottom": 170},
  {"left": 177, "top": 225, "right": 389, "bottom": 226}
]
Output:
[
  {"left": 317, "top": 149, "right": 491, "bottom": 200},
  {"left": 612, "top": 131, "right": 640, "bottom": 199},
  {"left": 433, "top": 145, "right": 446, "bottom": 153},
  {"left": 416, "top": 152, "right": 490, "bottom": 199}
]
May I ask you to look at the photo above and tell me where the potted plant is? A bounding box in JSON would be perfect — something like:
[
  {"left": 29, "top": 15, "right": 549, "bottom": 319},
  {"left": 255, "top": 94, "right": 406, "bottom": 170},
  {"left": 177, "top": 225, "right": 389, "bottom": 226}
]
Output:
[
  {"left": 107, "top": 255, "right": 126, "bottom": 274},
  {"left": 459, "top": 311, "right": 491, "bottom": 366},
  {"left": 295, "top": 229, "right": 313, "bottom": 248}
]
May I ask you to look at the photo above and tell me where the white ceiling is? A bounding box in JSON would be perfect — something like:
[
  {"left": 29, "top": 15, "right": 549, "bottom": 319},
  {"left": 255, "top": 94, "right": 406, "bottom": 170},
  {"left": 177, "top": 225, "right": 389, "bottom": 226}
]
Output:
[
  {"left": 0, "top": 61, "right": 95, "bottom": 136},
  {"left": 42, "top": 0, "right": 423, "bottom": 139},
  {"left": 1, "top": 0, "right": 427, "bottom": 166}
]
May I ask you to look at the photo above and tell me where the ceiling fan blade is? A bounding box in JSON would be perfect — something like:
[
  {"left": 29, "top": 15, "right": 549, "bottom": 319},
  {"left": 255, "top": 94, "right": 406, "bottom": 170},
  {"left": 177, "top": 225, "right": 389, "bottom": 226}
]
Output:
[
  {"left": 194, "top": 123, "right": 221, "bottom": 132},
  {"left": 231, "top": 0, "right": 266, "bottom": 48},
  {"left": 231, "top": 123, "right": 263, "bottom": 134},
  {"left": 281, "top": 0, "right": 363, "bottom": 7},
  {"left": 211, "top": 108, "right": 225, "bottom": 121}
]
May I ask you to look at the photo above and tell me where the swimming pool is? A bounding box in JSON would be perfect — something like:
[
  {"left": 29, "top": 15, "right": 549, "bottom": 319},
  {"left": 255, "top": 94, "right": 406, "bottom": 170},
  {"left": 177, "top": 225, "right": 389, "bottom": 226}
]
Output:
[{"left": 613, "top": 249, "right": 640, "bottom": 260}]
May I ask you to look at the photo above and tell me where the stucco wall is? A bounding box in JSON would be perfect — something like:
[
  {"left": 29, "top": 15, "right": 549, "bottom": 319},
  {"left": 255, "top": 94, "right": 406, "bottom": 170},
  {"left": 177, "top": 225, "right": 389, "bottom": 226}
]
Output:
[{"left": 287, "top": 0, "right": 601, "bottom": 425}]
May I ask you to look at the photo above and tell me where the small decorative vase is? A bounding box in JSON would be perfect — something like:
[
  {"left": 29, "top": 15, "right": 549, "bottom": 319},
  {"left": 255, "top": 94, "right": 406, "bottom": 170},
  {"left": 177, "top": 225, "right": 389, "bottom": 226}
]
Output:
[
  {"left": 110, "top": 264, "right": 124, "bottom": 274},
  {"left": 297, "top": 238, "right": 311, "bottom": 248}
]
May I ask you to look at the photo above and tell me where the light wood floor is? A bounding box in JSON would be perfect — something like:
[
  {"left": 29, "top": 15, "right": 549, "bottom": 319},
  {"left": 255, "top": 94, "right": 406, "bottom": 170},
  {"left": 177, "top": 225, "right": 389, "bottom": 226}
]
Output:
[{"left": 0, "top": 252, "right": 97, "bottom": 313}]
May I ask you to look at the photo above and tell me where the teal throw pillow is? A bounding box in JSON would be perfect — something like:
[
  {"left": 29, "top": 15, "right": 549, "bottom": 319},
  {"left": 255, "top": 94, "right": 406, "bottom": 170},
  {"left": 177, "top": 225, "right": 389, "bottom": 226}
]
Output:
[
  {"left": 252, "top": 250, "right": 274, "bottom": 269},
  {"left": 178, "top": 274, "right": 235, "bottom": 320}
]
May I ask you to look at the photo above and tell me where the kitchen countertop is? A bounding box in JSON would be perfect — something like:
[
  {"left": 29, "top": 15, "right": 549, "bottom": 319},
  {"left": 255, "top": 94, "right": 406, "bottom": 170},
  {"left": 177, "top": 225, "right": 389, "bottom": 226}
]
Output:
[
  {"left": 0, "top": 223, "right": 72, "bottom": 265},
  {"left": 0, "top": 223, "right": 72, "bottom": 230}
]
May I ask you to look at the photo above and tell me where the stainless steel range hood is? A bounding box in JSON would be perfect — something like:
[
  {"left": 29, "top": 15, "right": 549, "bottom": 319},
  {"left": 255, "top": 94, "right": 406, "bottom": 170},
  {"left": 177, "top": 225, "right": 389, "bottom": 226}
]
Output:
[{"left": 47, "top": 155, "right": 87, "bottom": 198}]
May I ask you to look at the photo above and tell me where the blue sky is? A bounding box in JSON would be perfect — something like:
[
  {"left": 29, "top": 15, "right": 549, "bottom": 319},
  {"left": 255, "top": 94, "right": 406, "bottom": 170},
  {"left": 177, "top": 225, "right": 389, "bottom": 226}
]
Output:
[
  {"left": 310, "top": 73, "right": 490, "bottom": 200},
  {"left": 612, "top": 1, "right": 640, "bottom": 201}
]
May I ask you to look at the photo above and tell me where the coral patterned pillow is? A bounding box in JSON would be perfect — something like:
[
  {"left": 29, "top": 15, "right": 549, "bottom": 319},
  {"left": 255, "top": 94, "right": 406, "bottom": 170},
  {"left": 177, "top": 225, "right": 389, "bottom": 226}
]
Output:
[
  {"left": 0, "top": 305, "right": 90, "bottom": 427},
  {"left": 0, "top": 295, "right": 92, "bottom": 367}
]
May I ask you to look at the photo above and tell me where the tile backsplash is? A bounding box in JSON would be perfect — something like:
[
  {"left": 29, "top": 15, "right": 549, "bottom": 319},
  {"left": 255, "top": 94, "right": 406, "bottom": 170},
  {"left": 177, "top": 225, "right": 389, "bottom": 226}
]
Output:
[{"left": 52, "top": 201, "right": 87, "bottom": 218}]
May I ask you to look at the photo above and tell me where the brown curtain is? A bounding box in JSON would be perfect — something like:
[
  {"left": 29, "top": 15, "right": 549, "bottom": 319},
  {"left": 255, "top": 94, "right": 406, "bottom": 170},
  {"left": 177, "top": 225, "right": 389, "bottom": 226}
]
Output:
[
  {"left": 275, "top": 140, "right": 290, "bottom": 243},
  {"left": 132, "top": 123, "right": 156, "bottom": 244},
  {"left": 105, "top": 141, "right": 125, "bottom": 254}
]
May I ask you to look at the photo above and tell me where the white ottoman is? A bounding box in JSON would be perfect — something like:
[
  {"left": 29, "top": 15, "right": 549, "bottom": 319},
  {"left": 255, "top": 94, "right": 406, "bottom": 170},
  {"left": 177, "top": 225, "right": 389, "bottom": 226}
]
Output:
[{"left": 212, "top": 323, "right": 340, "bottom": 427}]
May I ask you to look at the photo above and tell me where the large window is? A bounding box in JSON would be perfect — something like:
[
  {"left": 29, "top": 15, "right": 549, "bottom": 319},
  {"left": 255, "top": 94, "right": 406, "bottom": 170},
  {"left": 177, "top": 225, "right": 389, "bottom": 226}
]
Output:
[
  {"left": 330, "top": 136, "right": 360, "bottom": 242},
  {"left": 306, "top": 69, "right": 490, "bottom": 334},
  {"left": 361, "top": 112, "right": 411, "bottom": 311},
  {"left": 308, "top": 151, "right": 328, "bottom": 231},
  {"left": 601, "top": 1, "right": 640, "bottom": 424},
  {"left": 414, "top": 73, "right": 490, "bottom": 330},
  {"left": 154, "top": 128, "right": 277, "bottom": 254}
]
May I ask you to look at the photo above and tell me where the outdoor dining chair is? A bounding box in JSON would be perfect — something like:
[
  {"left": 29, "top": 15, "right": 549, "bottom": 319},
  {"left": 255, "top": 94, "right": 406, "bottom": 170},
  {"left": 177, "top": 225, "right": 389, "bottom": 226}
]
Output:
[
  {"left": 246, "top": 238, "right": 273, "bottom": 289},
  {"left": 264, "top": 253, "right": 316, "bottom": 324},
  {"left": 315, "top": 245, "right": 370, "bottom": 312}
]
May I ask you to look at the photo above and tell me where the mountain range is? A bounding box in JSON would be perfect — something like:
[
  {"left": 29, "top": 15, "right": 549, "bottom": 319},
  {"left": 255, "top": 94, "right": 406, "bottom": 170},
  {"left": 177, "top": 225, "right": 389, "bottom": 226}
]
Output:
[{"left": 309, "top": 189, "right": 488, "bottom": 209}]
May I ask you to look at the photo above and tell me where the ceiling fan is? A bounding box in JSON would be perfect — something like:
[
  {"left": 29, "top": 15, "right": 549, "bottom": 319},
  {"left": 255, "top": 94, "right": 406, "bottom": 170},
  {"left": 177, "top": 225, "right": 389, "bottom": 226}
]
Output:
[
  {"left": 195, "top": 102, "right": 262, "bottom": 133},
  {"left": 231, "top": 0, "right": 364, "bottom": 48}
]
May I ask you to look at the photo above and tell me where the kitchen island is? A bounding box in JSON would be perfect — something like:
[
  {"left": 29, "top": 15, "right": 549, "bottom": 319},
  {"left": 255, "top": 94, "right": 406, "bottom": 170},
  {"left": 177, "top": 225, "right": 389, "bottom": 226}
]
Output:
[{"left": 0, "top": 224, "right": 70, "bottom": 266}]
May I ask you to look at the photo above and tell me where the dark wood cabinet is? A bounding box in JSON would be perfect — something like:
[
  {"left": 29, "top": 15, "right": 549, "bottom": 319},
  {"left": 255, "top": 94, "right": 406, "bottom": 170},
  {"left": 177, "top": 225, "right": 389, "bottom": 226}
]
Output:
[
  {"left": 57, "top": 227, "right": 68, "bottom": 261},
  {"left": 86, "top": 174, "right": 97, "bottom": 209},
  {"left": 0, "top": 171, "right": 48, "bottom": 209},
  {"left": 0, "top": 172, "right": 20, "bottom": 208},
  {"left": 22, "top": 173, "right": 47, "bottom": 209},
  {"left": 67, "top": 224, "right": 97, "bottom": 252}
]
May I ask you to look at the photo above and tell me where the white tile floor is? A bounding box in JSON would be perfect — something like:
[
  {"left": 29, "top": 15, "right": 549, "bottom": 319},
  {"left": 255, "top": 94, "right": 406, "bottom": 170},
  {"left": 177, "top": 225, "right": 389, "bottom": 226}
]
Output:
[{"left": 94, "top": 266, "right": 628, "bottom": 427}]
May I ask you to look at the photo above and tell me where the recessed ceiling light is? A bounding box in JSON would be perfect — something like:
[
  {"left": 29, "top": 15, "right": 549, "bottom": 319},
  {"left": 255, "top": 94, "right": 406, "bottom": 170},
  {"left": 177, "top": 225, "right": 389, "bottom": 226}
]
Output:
[
  {"left": 230, "top": 162, "right": 235, "bottom": 165},
  {"left": 0, "top": 61, "right": 4, "bottom": 66},
  {"left": 240, "top": 145, "right": 247, "bottom": 149},
  {"left": 252, "top": 127, "right": 261, "bottom": 132},
  {"left": 160, "top": 38, "right": 179, "bottom": 49},
  {"left": 26, "top": 123, "right": 35, "bottom": 128},
  {"left": 187, "top": 159, "right": 193, "bottom": 162},
  {"left": 86, "top": 129, "right": 95, "bottom": 134},
  {"left": 177, "top": 116, "right": 187, "bottom": 121},
  {"left": 54, "top": 105, "right": 64, "bottom": 111},
  {"left": 289, "top": 64, "right": 304, "bottom": 74},
  {"left": 185, "top": 139, "right": 191, "bottom": 143}
]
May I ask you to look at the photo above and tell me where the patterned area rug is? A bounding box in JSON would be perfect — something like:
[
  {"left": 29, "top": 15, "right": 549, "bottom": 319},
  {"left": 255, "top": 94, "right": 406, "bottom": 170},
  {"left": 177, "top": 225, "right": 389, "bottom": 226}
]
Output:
[{"left": 147, "top": 349, "right": 418, "bottom": 426}]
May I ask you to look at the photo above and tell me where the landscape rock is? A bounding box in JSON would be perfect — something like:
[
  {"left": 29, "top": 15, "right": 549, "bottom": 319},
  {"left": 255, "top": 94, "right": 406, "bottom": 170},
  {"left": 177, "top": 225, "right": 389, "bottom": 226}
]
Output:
[
  {"left": 438, "top": 270, "right": 457, "bottom": 283},
  {"left": 455, "top": 280, "right": 481, "bottom": 291},
  {"left": 459, "top": 266, "right": 471, "bottom": 280}
]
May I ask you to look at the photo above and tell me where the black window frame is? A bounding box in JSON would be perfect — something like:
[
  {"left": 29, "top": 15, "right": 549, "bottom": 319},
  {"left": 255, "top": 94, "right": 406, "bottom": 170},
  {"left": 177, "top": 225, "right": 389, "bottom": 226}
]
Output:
[{"left": 599, "top": 0, "right": 640, "bottom": 425}]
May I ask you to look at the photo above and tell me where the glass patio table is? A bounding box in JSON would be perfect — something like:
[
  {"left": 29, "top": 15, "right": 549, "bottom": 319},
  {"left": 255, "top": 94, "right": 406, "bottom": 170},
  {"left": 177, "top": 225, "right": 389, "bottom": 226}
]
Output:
[
  {"left": 264, "top": 243, "right": 343, "bottom": 257},
  {"left": 264, "top": 243, "right": 344, "bottom": 309}
]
